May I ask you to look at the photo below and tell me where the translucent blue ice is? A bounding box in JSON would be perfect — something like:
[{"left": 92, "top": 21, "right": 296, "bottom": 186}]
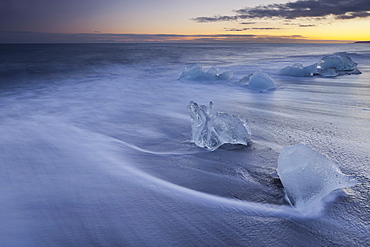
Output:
[
  {"left": 280, "top": 52, "right": 361, "bottom": 78},
  {"left": 277, "top": 144, "right": 357, "bottom": 214},
  {"left": 240, "top": 70, "right": 276, "bottom": 92},
  {"left": 179, "top": 63, "right": 233, "bottom": 81},
  {"left": 279, "top": 63, "right": 317, "bottom": 77},
  {"left": 313, "top": 52, "right": 361, "bottom": 77},
  {"left": 187, "top": 101, "right": 251, "bottom": 151}
]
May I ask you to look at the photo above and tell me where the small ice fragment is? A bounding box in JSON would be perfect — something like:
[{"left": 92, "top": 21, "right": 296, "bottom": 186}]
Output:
[
  {"left": 179, "top": 63, "right": 208, "bottom": 81},
  {"left": 279, "top": 63, "right": 304, "bottom": 77},
  {"left": 279, "top": 63, "right": 317, "bottom": 77},
  {"left": 218, "top": 70, "right": 234, "bottom": 80},
  {"left": 277, "top": 144, "right": 357, "bottom": 214},
  {"left": 240, "top": 70, "right": 276, "bottom": 92},
  {"left": 313, "top": 52, "right": 361, "bottom": 76},
  {"left": 179, "top": 63, "right": 233, "bottom": 81},
  {"left": 187, "top": 101, "right": 251, "bottom": 151}
]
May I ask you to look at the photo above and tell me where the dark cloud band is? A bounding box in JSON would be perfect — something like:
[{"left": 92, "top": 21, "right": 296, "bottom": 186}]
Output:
[{"left": 193, "top": 0, "right": 370, "bottom": 22}]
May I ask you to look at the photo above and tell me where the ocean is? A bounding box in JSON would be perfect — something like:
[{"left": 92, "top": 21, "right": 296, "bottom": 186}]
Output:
[{"left": 0, "top": 43, "right": 369, "bottom": 246}]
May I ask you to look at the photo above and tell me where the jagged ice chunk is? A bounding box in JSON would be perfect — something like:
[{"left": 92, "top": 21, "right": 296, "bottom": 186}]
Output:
[
  {"left": 279, "top": 63, "right": 317, "bottom": 77},
  {"left": 240, "top": 70, "right": 276, "bottom": 92},
  {"left": 313, "top": 52, "right": 361, "bottom": 77},
  {"left": 187, "top": 101, "right": 251, "bottom": 151},
  {"left": 277, "top": 144, "right": 357, "bottom": 214},
  {"left": 179, "top": 63, "right": 233, "bottom": 81}
]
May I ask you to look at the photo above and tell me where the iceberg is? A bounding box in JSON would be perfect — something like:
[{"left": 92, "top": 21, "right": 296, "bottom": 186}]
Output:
[
  {"left": 240, "top": 70, "right": 276, "bottom": 92},
  {"left": 277, "top": 144, "right": 357, "bottom": 214},
  {"left": 280, "top": 52, "right": 361, "bottom": 78},
  {"left": 179, "top": 63, "right": 233, "bottom": 81},
  {"left": 187, "top": 101, "right": 251, "bottom": 151},
  {"left": 313, "top": 52, "right": 361, "bottom": 77},
  {"left": 279, "top": 63, "right": 317, "bottom": 77}
]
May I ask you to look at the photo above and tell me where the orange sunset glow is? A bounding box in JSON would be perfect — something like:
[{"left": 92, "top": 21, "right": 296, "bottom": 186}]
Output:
[{"left": 0, "top": 0, "right": 369, "bottom": 43}]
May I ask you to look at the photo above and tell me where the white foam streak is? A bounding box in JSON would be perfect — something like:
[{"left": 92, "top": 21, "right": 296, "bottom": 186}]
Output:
[{"left": 110, "top": 148, "right": 308, "bottom": 219}]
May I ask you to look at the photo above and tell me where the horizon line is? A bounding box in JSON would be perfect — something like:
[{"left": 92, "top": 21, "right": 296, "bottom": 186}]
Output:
[{"left": 0, "top": 31, "right": 364, "bottom": 44}]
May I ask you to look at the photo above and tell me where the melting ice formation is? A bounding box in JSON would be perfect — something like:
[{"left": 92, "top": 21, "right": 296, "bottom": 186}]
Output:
[
  {"left": 240, "top": 70, "right": 276, "bottom": 92},
  {"left": 313, "top": 52, "right": 361, "bottom": 77},
  {"left": 277, "top": 144, "right": 357, "bottom": 214},
  {"left": 280, "top": 52, "right": 361, "bottom": 77},
  {"left": 187, "top": 101, "right": 251, "bottom": 151},
  {"left": 279, "top": 63, "right": 317, "bottom": 77},
  {"left": 179, "top": 63, "right": 233, "bottom": 81},
  {"left": 186, "top": 102, "right": 357, "bottom": 214}
]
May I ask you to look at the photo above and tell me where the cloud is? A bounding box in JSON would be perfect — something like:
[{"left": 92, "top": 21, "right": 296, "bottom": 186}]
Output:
[
  {"left": 299, "top": 24, "right": 316, "bottom": 27},
  {"left": 192, "top": 15, "right": 238, "bottom": 23},
  {"left": 224, "top": 27, "right": 281, "bottom": 31},
  {"left": 239, "top": 22, "right": 256, "bottom": 25},
  {"left": 193, "top": 0, "right": 370, "bottom": 22},
  {"left": 224, "top": 28, "right": 246, "bottom": 32},
  {"left": 336, "top": 11, "right": 370, "bottom": 19}
]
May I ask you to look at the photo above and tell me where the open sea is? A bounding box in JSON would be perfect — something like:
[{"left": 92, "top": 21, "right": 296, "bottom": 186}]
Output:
[{"left": 0, "top": 43, "right": 369, "bottom": 246}]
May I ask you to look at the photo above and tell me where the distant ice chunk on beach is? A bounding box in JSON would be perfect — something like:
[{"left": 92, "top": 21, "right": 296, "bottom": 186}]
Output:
[
  {"left": 277, "top": 144, "right": 357, "bottom": 214},
  {"left": 279, "top": 52, "right": 361, "bottom": 77},
  {"left": 313, "top": 52, "right": 361, "bottom": 77},
  {"left": 280, "top": 52, "right": 361, "bottom": 78},
  {"left": 187, "top": 101, "right": 251, "bottom": 151},
  {"left": 240, "top": 70, "right": 276, "bottom": 92},
  {"left": 179, "top": 63, "right": 233, "bottom": 81},
  {"left": 279, "top": 63, "right": 317, "bottom": 77}
]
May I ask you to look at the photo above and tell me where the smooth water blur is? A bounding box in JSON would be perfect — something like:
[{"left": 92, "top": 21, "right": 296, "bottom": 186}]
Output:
[{"left": 0, "top": 43, "right": 369, "bottom": 246}]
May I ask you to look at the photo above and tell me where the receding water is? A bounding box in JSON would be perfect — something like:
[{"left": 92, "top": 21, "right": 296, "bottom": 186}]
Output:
[{"left": 0, "top": 43, "right": 369, "bottom": 246}]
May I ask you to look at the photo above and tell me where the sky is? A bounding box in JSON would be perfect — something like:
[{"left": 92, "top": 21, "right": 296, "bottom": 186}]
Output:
[{"left": 0, "top": 0, "right": 369, "bottom": 43}]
